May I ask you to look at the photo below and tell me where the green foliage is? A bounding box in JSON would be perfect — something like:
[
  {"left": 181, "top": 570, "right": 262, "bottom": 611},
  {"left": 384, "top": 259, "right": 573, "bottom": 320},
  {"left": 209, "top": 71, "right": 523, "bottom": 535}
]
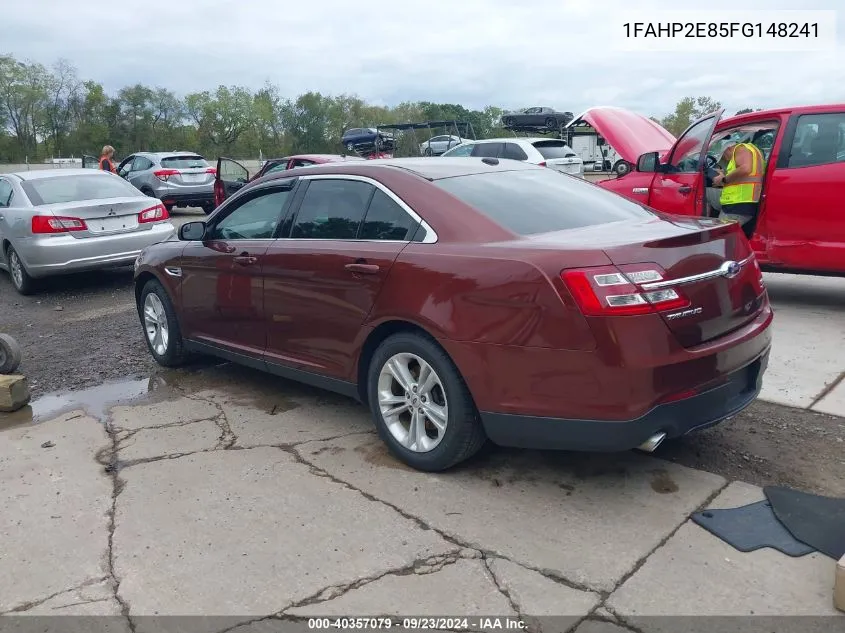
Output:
[
  {"left": 0, "top": 53, "right": 516, "bottom": 162},
  {"left": 656, "top": 96, "right": 723, "bottom": 137}
]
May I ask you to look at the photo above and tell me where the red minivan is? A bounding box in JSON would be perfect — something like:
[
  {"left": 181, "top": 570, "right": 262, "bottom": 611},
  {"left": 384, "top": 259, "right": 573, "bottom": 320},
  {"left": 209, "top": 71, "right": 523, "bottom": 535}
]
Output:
[{"left": 590, "top": 105, "right": 845, "bottom": 276}]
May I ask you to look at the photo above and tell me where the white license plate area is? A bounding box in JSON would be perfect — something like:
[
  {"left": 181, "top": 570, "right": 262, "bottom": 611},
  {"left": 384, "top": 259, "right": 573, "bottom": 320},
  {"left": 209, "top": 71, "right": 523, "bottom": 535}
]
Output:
[
  {"left": 90, "top": 216, "right": 138, "bottom": 233},
  {"left": 181, "top": 173, "right": 204, "bottom": 183}
]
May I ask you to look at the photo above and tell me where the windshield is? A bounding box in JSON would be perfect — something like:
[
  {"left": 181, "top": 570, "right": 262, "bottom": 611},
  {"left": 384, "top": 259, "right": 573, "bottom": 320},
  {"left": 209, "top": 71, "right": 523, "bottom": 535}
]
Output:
[
  {"left": 22, "top": 174, "right": 142, "bottom": 205},
  {"left": 435, "top": 168, "right": 653, "bottom": 235},
  {"left": 160, "top": 155, "right": 208, "bottom": 169},
  {"left": 532, "top": 141, "right": 577, "bottom": 159}
]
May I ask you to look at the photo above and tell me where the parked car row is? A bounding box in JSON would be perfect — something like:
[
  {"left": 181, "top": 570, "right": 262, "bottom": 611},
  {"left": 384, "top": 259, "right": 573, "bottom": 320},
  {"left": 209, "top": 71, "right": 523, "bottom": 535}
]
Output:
[{"left": 440, "top": 137, "right": 585, "bottom": 177}]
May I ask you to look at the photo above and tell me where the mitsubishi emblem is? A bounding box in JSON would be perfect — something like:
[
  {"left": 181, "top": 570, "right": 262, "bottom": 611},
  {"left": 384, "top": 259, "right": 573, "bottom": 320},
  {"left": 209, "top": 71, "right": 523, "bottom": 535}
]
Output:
[{"left": 107, "top": 208, "right": 117, "bottom": 216}]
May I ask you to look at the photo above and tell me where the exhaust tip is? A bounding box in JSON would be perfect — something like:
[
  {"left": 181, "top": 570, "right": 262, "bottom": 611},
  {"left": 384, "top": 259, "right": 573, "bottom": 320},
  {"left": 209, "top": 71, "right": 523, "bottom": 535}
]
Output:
[{"left": 638, "top": 431, "right": 667, "bottom": 453}]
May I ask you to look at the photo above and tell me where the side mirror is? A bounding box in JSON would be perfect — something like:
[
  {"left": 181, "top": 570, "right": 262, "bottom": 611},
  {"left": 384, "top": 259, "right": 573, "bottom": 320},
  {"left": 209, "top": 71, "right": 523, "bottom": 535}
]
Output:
[
  {"left": 637, "top": 151, "right": 660, "bottom": 173},
  {"left": 596, "top": 136, "right": 606, "bottom": 147},
  {"left": 179, "top": 221, "right": 206, "bottom": 241}
]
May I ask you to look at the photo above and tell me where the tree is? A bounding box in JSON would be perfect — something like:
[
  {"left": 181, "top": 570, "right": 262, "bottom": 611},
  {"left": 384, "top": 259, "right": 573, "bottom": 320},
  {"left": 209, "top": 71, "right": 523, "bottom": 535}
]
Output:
[
  {"left": 185, "top": 85, "right": 254, "bottom": 153},
  {"left": 658, "top": 96, "right": 723, "bottom": 137},
  {"left": 43, "top": 58, "right": 81, "bottom": 156},
  {"left": 0, "top": 55, "right": 50, "bottom": 158},
  {"left": 735, "top": 107, "right": 762, "bottom": 115}
]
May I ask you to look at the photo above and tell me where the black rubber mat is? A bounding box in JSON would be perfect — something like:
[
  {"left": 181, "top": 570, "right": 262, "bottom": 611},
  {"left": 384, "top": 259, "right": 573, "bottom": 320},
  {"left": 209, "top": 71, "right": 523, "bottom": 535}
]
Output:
[
  {"left": 691, "top": 500, "right": 815, "bottom": 556},
  {"left": 765, "top": 485, "right": 845, "bottom": 560}
]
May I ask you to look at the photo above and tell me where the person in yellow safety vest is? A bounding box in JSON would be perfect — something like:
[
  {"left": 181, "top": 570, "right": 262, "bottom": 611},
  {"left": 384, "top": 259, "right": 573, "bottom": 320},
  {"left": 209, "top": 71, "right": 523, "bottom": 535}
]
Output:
[{"left": 712, "top": 142, "right": 765, "bottom": 238}]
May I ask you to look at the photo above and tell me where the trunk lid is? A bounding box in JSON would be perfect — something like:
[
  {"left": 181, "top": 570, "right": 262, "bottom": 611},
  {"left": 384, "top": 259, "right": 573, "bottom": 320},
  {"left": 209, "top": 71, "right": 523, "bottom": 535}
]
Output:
[
  {"left": 43, "top": 197, "right": 160, "bottom": 238},
  {"left": 158, "top": 155, "right": 214, "bottom": 186},
  {"left": 530, "top": 216, "right": 766, "bottom": 347}
]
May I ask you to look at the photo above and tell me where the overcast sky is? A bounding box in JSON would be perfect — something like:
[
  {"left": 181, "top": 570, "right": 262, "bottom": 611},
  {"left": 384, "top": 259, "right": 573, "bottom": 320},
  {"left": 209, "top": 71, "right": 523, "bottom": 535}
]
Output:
[{"left": 5, "top": 0, "right": 843, "bottom": 118}]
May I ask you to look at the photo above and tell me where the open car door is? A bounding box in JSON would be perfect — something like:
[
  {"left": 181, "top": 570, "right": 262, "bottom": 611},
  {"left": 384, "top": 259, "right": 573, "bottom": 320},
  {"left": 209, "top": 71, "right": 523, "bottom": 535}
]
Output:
[
  {"left": 648, "top": 109, "right": 724, "bottom": 217},
  {"left": 214, "top": 157, "right": 250, "bottom": 208}
]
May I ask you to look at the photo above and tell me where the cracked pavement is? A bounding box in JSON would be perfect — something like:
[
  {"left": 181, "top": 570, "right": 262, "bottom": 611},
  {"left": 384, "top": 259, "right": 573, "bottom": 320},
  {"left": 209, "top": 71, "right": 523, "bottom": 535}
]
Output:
[{"left": 0, "top": 365, "right": 841, "bottom": 633}]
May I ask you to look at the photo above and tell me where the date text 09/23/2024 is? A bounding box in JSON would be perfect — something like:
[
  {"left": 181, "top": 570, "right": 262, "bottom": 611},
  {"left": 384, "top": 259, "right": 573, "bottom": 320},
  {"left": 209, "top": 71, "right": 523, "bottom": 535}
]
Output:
[
  {"left": 623, "top": 22, "right": 819, "bottom": 38},
  {"left": 307, "top": 617, "right": 527, "bottom": 630}
]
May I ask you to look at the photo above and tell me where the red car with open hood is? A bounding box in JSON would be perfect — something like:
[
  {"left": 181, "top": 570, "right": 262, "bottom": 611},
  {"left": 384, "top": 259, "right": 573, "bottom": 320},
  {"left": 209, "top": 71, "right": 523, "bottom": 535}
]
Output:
[
  {"left": 591, "top": 104, "right": 845, "bottom": 277},
  {"left": 134, "top": 158, "right": 772, "bottom": 472}
]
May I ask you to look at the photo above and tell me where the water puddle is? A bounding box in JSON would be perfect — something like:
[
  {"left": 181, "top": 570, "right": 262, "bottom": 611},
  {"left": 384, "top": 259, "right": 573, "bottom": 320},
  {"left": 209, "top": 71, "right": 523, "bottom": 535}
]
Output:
[{"left": 0, "top": 376, "right": 161, "bottom": 429}]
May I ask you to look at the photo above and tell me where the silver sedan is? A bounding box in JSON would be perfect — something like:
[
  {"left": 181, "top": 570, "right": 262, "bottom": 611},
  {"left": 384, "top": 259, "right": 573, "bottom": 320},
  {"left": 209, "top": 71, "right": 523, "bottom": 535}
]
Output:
[{"left": 0, "top": 169, "right": 176, "bottom": 294}]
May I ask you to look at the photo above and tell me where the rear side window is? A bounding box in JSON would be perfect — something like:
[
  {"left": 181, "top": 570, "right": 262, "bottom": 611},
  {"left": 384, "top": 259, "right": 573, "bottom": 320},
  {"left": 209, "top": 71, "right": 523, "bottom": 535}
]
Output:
[
  {"left": 435, "top": 169, "right": 653, "bottom": 235},
  {"left": 160, "top": 155, "right": 208, "bottom": 169},
  {"left": 501, "top": 143, "right": 528, "bottom": 161},
  {"left": 291, "top": 179, "right": 373, "bottom": 239},
  {"left": 0, "top": 180, "right": 12, "bottom": 207},
  {"left": 532, "top": 141, "right": 577, "bottom": 159},
  {"left": 21, "top": 174, "right": 142, "bottom": 205},
  {"left": 786, "top": 113, "right": 845, "bottom": 168},
  {"left": 359, "top": 189, "right": 417, "bottom": 240},
  {"left": 471, "top": 143, "right": 503, "bottom": 158}
]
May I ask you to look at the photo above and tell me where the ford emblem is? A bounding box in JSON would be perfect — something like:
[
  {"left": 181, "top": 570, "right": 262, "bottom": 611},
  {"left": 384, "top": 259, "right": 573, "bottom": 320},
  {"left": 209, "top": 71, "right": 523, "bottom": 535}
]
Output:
[{"left": 719, "top": 260, "right": 742, "bottom": 279}]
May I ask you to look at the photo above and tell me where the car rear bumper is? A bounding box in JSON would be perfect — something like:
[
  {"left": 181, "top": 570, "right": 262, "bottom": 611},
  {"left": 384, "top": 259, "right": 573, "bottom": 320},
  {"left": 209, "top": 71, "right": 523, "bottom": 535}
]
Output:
[
  {"left": 479, "top": 350, "right": 769, "bottom": 451},
  {"left": 16, "top": 222, "right": 176, "bottom": 277},
  {"left": 157, "top": 191, "right": 215, "bottom": 206}
]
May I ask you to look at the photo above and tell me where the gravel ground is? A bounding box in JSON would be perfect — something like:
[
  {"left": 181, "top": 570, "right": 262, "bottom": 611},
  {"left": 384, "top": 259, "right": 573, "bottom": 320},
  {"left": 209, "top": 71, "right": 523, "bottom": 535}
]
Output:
[{"left": 1, "top": 224, "right": 843, "bottom": 496}]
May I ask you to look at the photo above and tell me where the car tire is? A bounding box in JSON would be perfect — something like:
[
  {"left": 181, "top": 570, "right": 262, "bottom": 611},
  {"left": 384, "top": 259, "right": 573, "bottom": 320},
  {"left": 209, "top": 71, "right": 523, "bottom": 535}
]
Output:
[
  {"left": 140, "top": 186, "right": 156, "bottom": 198},
  {"left": 6, "top": 245, "right": 36, "bottom": 295},
  {"left": 545, "top": 117, "right": 557, "bottom": 130},
  {"left": 139, "top": 278, "right": 187, "bottom": 367},
  {"left": 346, "top": 143, "right": 355, "bottom": 151},
  {"left": 0, "top": 333, "right": 22, "bottom": 374},
  {"left": 423, "top": 147, "right": 433, "bottom": 156},
  {"left": 201, "top": 203, "right": 215, "bottom": 215},
  {"left": 367, "top": 332, "right": 486, "bottom": 472},
  {"left": 613, "top": 160, "right": 631, "bottom": 176},
  {"left": 503, "top": 117, "right": 513, "bottom": 127}
]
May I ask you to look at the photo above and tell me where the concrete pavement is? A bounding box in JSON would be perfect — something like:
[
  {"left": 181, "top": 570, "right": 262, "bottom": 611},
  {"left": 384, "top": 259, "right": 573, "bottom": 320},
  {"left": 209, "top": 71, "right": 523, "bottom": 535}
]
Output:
[
  {"left": 1, "top": 368, "right": 841, "bottom": 631},
  {"left": 760, "top": 273, "right": 845, "bottom": 416}
]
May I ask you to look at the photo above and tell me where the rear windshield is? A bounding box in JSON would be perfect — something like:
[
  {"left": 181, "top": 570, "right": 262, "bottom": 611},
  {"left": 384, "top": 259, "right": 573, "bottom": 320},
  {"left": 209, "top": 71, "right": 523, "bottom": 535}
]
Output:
[
  {"left": 434, "top": 169, "right": 653, "bottom": 235},
  {"left": 160, "top": 155, "right": 208, "bottom": 169},
  {"left": 22, "top": 174, "right": 142, "bottom": 205},
  {"left": 531, "top": 141, "right": 577, "bottom": 159}
]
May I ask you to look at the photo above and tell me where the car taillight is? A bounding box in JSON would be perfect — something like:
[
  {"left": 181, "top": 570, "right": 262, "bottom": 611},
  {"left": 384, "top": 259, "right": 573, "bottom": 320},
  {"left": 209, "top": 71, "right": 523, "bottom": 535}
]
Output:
[
  {"left": 538, "top": 161, "right": 547, "bottom": 167},
  {"left": 750, "top": 256, "right": 765, "bottom": 295},
  {"left": 154, "top": 169, "right": 179, "bottom": 181},
  {"left": 31, "top": 215, "right": 87, "bottom": 234},
  {"left": 561, "top": 264, "right": 690, "bottom": 316},
  {"left": 138, "top": 203, "right": 169, "bottom": 223},
  {"left": 205, "top": 167, "right": 216, "bottom": 174}
]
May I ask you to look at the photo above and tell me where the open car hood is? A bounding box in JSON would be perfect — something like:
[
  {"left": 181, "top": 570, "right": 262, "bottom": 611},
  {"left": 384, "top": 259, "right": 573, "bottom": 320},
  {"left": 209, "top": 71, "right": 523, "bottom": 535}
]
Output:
[{"left": 567, "top": 106, "right": 676, "bottom": 163}]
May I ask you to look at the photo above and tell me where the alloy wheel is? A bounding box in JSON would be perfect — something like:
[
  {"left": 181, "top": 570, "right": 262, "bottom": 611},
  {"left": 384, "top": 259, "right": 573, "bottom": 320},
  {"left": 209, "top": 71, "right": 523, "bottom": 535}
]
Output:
[
  {"left": 9, "top": 250, "right": 23, "bottom": 289},
  {"left": 143, "top": 293, "right": 170, "bottom": 356},
  {"left": 377, "top": 352, "right": 449, "bottom": 452}
]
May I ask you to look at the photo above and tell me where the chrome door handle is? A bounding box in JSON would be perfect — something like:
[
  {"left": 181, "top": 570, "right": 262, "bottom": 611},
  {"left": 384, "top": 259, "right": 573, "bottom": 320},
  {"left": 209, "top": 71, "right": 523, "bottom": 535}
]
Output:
[{"left": 345, "top": 263, "right": 380, "bottom": 274}]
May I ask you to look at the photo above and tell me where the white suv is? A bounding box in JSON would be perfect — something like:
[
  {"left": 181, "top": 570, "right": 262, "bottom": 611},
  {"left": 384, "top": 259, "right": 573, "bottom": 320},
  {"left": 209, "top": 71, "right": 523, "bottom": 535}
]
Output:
[{"left": 441, "top": 138, "right": 584, "bottom": 177}]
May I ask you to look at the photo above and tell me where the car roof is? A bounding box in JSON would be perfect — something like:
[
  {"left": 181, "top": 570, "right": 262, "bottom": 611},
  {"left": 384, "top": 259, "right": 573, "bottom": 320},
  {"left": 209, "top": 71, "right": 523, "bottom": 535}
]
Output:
[
  {"left": 457, "top": 137, "right": 567, "bottom": 145},
  {"left": 720, "top": 102, "right": 845, "bottom": 126},
  {"left": 262, "top": 157, "right": 540, "bottom": 182},
  {"left": 9, "top": 168, "right": 113, "bottom": 181},
  {"left": 139, "top": 151, "right": 205, "bottom": 158}
]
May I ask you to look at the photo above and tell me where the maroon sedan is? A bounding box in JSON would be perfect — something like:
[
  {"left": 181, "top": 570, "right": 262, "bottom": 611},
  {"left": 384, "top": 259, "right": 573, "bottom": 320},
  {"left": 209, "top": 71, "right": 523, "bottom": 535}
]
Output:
[{"left": 134, "top": 158, "right": 772, "bottom": 472}]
